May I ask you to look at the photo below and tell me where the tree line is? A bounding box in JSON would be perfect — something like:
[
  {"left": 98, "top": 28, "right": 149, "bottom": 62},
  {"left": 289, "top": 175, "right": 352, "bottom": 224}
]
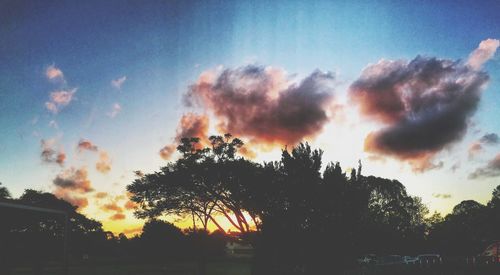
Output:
[{"left": 1, "top": 135, "right": 500, "bottom": 274}]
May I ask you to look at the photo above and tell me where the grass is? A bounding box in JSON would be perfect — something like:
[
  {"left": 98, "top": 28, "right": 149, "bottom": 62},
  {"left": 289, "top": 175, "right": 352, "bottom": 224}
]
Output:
[{"left": 10, "top": 260, "right": 252, "bottom": 275}]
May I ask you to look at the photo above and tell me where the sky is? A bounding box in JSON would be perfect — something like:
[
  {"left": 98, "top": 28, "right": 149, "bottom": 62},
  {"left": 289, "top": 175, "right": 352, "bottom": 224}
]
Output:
[{"left": 1, "top": 0, "right": 500, "bottom": 236}]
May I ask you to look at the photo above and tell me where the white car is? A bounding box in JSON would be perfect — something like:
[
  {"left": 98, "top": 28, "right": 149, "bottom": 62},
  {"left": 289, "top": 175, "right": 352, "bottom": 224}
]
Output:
[{"left": 403, "top": 256, "right": 418, "bottom": 264}]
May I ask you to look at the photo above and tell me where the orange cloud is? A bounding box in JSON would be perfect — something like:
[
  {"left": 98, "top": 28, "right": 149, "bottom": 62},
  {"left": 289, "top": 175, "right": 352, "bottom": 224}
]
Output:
[
  {"left": 96, "top": 151, "right": 112, "bottom": 174},
  {"left": 122, "top": 227, "right": 143, "bottom": 235},
  {"left": 124, "top": 200, "right": 138, "bottom": 210},
  {"left": 95, "top": 192, "right": 108, "bottom": 199},
  {"left": 159, "top": 145, "right": 176, "bottom": 160},
  {"left": 45, "top": 88, "right": 77, "bottom": 114},
  {"left": 46, "top": 65, "right": 64, "bottom": 82},
  {"left": 110, "top": 213, "right": 126, "bottom": 220},
  {"left": 77, "top": 139, "right": 98, "bottom": 152},
  {"left": 40, "top": 139, "right": 65, "bottom": 166},
  {"left": 101, "top": 202, "right": 123, "bottom": 213},
  {"left": 159, "top": 113, "right": 210, "bottom": 160}
]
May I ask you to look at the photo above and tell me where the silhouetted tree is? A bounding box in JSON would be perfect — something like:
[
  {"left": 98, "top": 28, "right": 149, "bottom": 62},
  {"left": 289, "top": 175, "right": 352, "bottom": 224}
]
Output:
[
  {"left": 140, "top": 219, "right": 186, "bottom": 260},
  {"left": 0, "top": 182, "right": 10, "bottom": 199},
  {"left": 128, "top": 135, "right": 261, "bottom": 233}
]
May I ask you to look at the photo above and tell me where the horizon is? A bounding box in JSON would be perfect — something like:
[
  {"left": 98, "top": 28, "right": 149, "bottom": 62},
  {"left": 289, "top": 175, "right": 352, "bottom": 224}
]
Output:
[{"left": 1, "top": 0, "right": 500, "bottom": 236}]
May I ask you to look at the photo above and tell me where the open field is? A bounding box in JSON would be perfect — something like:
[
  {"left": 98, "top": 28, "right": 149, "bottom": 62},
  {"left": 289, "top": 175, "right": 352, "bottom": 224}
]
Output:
[{"left": 8, "top": 260, "right": 252, "bottom": 275}]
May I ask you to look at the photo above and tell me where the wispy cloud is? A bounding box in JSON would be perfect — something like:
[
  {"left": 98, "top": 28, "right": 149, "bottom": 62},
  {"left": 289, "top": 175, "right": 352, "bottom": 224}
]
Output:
[
  {"left": 467, "top": 38, "right": 500, "bottom": 70},
  {"left": 77, "top": 139, "right": 99, "bottom": 152},
  {"left": 45, "top": 88, "right": 77, "bottom": 114},
  {"left": 48, "top": 120, "right": 58, "bottom": 129},
  {"left": 107, "top": 103, "right": 122, "bottom": 118},
  {"left": 432, "top": 193, "right": 452, "bottom": 199},
  {"left": 159, "top": 113, "right": 210, "bottom": 160},
  {"left": 96, "top": 151, "right": 112, "bottom": 174},
  {"left": 468, "top": 133, "right": 499, "bottom": 159},
  {"left": 40, "top": 138, "right": 66, "bottom": 166},
  {"left": 111, "top": 76, "right": 127, "bottom": 89},
  {"left": 469, "top": 153, "right": 500, "bottom": 179},
  {"left": 45, "top": 64, "right": 65, "bottom": 82}
]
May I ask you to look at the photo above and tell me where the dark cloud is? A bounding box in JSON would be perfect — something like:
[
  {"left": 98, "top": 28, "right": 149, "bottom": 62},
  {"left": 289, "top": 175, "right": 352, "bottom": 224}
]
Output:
[
  {"left": 159, "top": 113, "right": 210, "bottom": 160},
  {"left": 52, "top": 167, "right": 93, "bottom": 209},
  {"left": 184, "top": 65, "right": 336, "bottom": 146},
  {"left": 480, "top": 133, "right": 499, "bottom": 145},
  {"left": 53, "top": 167, "right": 93, "bottom": 193},
  {"left": 469, "top": 153, "right": 500, "bottom": 179},
  {"left": 77, "top": 139, "right": 98, "bottom": 152},
  {"left": 350, "top": 56, "right": 490, "bottom": 172},
  {"left": 41, "top": 139, "right": 66, "bottom": 166},
  {"left": 56, "top": 194, "right": 88, "bottom": 208}
]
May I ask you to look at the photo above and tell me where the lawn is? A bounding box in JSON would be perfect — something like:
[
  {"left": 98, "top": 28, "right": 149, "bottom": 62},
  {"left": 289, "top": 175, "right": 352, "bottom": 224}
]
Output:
[{"left": 10, "top": 260, "right": 252, "bottom": 275}]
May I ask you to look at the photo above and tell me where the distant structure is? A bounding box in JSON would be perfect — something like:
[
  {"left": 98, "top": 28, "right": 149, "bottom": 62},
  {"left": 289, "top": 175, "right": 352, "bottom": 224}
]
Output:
[
  {"left": 482, "top": 241, "right": 500, "bottom": 263},
  {"left": 225, "top": 241, "right": 254, "bottom": 258}
]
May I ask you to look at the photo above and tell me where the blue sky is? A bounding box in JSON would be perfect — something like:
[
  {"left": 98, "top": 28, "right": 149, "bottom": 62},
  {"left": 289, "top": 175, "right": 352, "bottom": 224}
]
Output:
[{"left": 1, "top": 0, "right": 499, "bottom": 234}]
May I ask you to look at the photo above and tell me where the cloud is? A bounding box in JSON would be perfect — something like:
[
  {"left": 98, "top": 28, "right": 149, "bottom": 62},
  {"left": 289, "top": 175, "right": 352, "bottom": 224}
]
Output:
[
  {"left": 40, "top": 139, "right": 66, "bottom": 166},
  {"left": 95, "top": 192, "right": 108, "bottom": 199},
  {"left": 159, "top": 145, "right": 176, "bottom": 160},
  {"left": 96, "top": 151, "right": 112, "bottom": 174},
  {"left": 48, "top": 120, "right": 58, "bottom": 129},
  {"left": 468, "top": 142, "right": 483, "bottom": 159},
  {"left": 350, "top": 54, "right": 490, "bottom": 172},
  {"left": 53, "top": 167, "right": 93, "bottom": 193},
  {"left": 450, "top": 162, "right": 461, "bottom": 172},
  {"left": 45, "top": 88, "right": 77, "bottom": 114},
  {"left": 124, "top": 200, "right": 138, "bottom": 210},
  {"left": 159, "top": 113, "right": 210, "bottom": 160},
  {"left": 184, "top": 65, "right": 337, "bottom": 146},
  {"left": 110, "top": 213, "right": 126, "bottom": 220},
  {"left": 122, "top": 227, "right": 142, "bottom": 235},
  {"left": 108, "top": 103, "right": 122, "bottom": 118},
  {"left": 101, "top": 202, "right": 123, "bottom": 213},
  {"left": 52, "top": 167, "right": 93, "bottom": 209},
  {"left": 134, "top": 170, "right": 144, "bottom": 177},
  {"left": 46, "top": 65, "right": 64, "bottom": 82},
  {"left": 77, "top": 139, "right": 99, "bottom": 152},
  {"left": 467, "top": 39, "right": 500, "bottom": 70},
  {"left": 480, "top": 133, "right": 499, "bottom": 145},
  {"left": 111, "top": 76, "right": 127, "bottom": 89},
  {"left": 468, "top": 133, "right": 499, "bottom": 158},
  {"left": 469, "top": 153, "right": 500, "bottom": 179},
  {"left": 56, "top": 194, "right": 88, "bottom": 209},
  {"left": 433, "top": 193, "right": 452, "bottom": 199}
]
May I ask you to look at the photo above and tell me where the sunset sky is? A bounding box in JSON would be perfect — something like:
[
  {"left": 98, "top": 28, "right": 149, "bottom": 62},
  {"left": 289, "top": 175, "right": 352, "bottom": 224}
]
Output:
[{"left": 1, "top": 0, "right": 500, "bottom": 235}]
